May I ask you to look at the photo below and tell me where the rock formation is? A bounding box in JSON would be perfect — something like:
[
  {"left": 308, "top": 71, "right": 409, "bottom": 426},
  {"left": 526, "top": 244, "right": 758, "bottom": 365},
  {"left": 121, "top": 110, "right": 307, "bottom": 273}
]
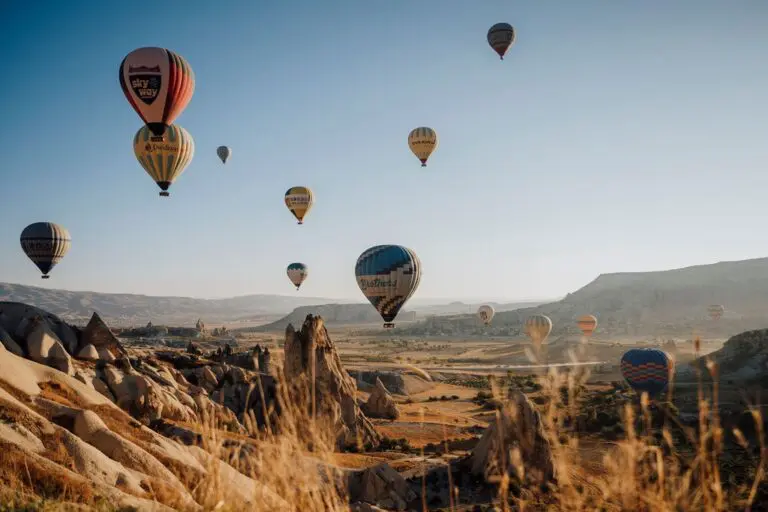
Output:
[
  {"left": 469, "top": 390, "right": 556, "bottom": 486},
  {"left": 283, "top": 315, "right": 380, "bottom": 449},
  {"left": 258, "top": 347, "right": 272, "bottom": 374},
  {"left": 677, "top": 328, "right": 768, "bottom": 383},
  {"left": 362, "top": 377, "right": 400, "bottom": 420},
  {"left": 79, "top": 312, "right": 127, "bottom": 360}
]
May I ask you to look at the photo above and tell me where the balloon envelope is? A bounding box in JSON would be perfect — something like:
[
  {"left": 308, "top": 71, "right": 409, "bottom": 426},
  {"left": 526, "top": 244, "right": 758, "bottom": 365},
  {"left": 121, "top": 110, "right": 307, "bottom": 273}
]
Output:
[
  {"left": 576, "top": 314, "right": 598, "bottom": 337},
  {"left": 620, "top": 348, "right": 673, "bottom": 398},
  {"left": 707, "top": 304, "right": 725, "bottom": 320},
  {"left": 134, "top": 124, "right": 195, "bottom": 197},
  {"left": 408, "top": 127, "right": 438, "bottom": 166},
  {"left": 287, "top": 262, "right": 308, "bottom": 290},
  {"left": 217, "top": 146, "right": 231, "bottom": 164},
  {"left": 284, "top": 186, "right": 314, "bottom": 224},
  {"left": 355, "top": 245, "right": 421, "bottom": 328},
  {"left": 487, "top": 23, "right": 516, "bottom": 60},
  {"left": 524, "top": 315, "right": 552, "bottom": 345},
  {"left": 119, "top": 47, "right": 195, "bottom": 136},
  {"left": 477, "top": 305, "right": 495, "bottom": 325},
  {"left": 20, "top": 222, "right": 71, "bottom": 279}
]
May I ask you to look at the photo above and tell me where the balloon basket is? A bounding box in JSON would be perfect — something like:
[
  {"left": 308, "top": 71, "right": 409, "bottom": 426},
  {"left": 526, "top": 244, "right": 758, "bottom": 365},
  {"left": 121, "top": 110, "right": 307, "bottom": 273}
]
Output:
[
  {"left": 421, "top": 163, "right": 427, "bottom": 167},
  {"left": 41, "top": 275, "right": 50, "bottom": 280},
  {"left": 297, "top": 221, "right": 303, "bottom": 225},
  {"left": 159, "top": 191, "right": 170, "bottom": 197},
  {"left": 383, "top": 323, "right": 394, "bottom": 329}
]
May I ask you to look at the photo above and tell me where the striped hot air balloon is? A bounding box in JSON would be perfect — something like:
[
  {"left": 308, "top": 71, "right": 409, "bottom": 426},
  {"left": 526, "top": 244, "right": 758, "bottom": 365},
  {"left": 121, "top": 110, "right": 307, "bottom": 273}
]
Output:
[
  {"left": 217, "top": 146, "right": 231, "bottom": 164},
  {"left": 355, "top": 245, "right": 421, "bottom": 328},
  {"left": 477, "top": 305, "right": 495, "bottom": 326},
  {"left": 287, "top": 262, "right": 308, "bottom": 290},
  {"left": 20, "top": 222, "right": 71, "bottom": 279},
  {"left": 620, "top": 348, "right": 673, "bottom": 398},
  {"left": 133, "top": 124, "right": 195, "bottom": 197},
  {"left": 524, "top": 315, "right": 552, "bottom": 346},
  {"left": 408, "top": 127, "right": 438, "bottom": 167},
  {"left": 707, "top": 304, "right": 725, "bottom": 320},
  {"left": 576, "top": 314, "right": 598, "bottom": 337},
  {"left": 119, "top": 47, "right": 195, "bottom": 137},
  {"left": 487, "top": 22, "right": 516, "bottom": 60},
  {"left": 284, "top": 186, "right": 314, "bottom": 224}
]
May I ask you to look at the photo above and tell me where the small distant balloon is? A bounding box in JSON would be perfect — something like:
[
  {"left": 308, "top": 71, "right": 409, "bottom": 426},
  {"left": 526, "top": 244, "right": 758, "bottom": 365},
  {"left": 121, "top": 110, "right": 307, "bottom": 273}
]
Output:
[
  {"left": 524, "top": 314, "right": 552, "bottom": 347},
  {"left": 133, "top": 124, "right": 195, "bottom": 197},
  {"left": 284, "top": 186, "right": 314, "bottom": 224},
  {"left": 408, "top": 127, "right": 438, "bottom": 167},
  {"left": 119, "top": 47, "right": 195, "bottom": 137},
  {"left": 576, "top": 314, "right": 598, "bottom": 337},
  {"left": 20, "top": 222, "right": 71, "bottom": 279},
  {"left": 287, "top": 263, "right": 308, "bottom": 290},
  {"left": 355, "top": 245, "right": 421, "bottom": 328},
  {"left": 620, "top": 348, "right": 673, "bottom": 398},
  {"left": 217, "top": 146, "right": 231, "bottom": 164},
  {"left": 707, "top": 304, "right": 725, "bottom": 320},
  {"left": 477, "top": 305, "right": 495, "bottom": 326},
  {"left": 487, "top": 23, "right": 516, "bottom": 60}
]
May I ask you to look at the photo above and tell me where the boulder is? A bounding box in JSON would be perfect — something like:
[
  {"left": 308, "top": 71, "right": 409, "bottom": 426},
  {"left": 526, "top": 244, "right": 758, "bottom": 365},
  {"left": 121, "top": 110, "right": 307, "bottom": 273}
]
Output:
[
  {"left": 469, "top": 391, "right": 556, "bottom": 485},
  {"left": 284, "top": 315, "right": 380, "bottom": 449},
  {"left": 362, "top": 378, "right": 400, "bottom": 420},
  {"left": 24, "top": 321, "right": 61, "bottom": 363},
  {"left": 76, "top": 343, "right": 100, "bottom": 361},
  {"left": 0, "top": 324, "right": 24, "bottom": 356},
  {"left": 79, "top": 312, "right": 126, "bottom": 359},
  {"left": 347, "top": 463, "right": 417, "bottom": 511},
  {"left": 47, "top": 339, "right": 73, "bottom": 375}
]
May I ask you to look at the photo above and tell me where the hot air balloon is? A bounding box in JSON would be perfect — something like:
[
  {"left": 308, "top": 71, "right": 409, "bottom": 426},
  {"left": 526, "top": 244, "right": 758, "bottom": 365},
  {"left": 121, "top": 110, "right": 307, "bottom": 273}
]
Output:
[
  {"left": 119, "top": 47, "right": 195, "bottom": 137},
  {"left": 217, "top": 146, "right": 231, "bottom": 164},
  {"left": 487, "top": 23, "right": 516, "bottom": 60},
  {"left": 284, "top": 186, "right": 314, "bottom": 224},
  {"left": 707, "top": 304, "right": 725, "bottom": 320},
  {"left": 477, "top": 305, "right": 495, "bottom": 326},
  {"left": 524, "top": 314, "right": 552, "bottom": 346},
  {"left": 576, "top": 314, "right": 598, "bottom": 337},
  {"left": 355, "top": 245, "right": 421, "bottom": 328},
  {"left": 408, "top": 127, "right": 438, "bottom": 167},
  {"left": 134, "top": 124, "right": 195, "bottom": 197},
  {"left": 20, "top": 222, "right": 71, "bottom": 279},
  {"left": 287, "top": 263, "right": 308, "bottom": 290},
  {"left": 620, "top": 348, "right": 673, "bottom": 398}
]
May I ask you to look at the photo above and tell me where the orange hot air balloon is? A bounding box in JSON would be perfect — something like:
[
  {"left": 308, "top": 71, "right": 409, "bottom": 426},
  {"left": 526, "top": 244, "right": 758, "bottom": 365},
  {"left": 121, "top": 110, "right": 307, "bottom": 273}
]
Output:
[
  {"left": 524, "top": 314, "right": 552, "bottom": 347},
  {"left": 119, "top": 47, "right": 195, "bottom": 137},
  {"left": 576, "top": 314, "right": 598, "bottom": 337}
]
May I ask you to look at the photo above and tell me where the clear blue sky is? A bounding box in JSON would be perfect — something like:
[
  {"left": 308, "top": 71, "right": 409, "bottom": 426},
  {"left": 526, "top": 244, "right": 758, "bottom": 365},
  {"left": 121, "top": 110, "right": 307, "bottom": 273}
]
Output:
[{"left": 1, "top": 1, "right": 766, "bottom": 301}]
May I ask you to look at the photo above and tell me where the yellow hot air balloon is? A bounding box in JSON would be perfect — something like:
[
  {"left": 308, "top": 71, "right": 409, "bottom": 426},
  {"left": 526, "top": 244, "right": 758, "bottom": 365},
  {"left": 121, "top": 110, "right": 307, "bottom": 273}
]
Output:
[
  {"left": 284, "top": 186, "right": 314, "bottom": 224},
  {"left": 408, "top": 127, "right": 438, "bottom": 167},
  {"left": 133, "top": 124, "right": 194, "bottom": 197},
  {"left": 524, "top": 314, "right": 552, "bottom": 347},
  {"left": 576, "top": 314, "right": 598, "bottom": 337}
]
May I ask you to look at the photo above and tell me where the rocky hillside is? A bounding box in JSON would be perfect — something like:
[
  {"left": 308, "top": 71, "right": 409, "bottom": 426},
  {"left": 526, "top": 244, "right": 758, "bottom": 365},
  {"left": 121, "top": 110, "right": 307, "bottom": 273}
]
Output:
[
  {"left": 392, "top": 257, "right": 768, "bottom": 337},
  {"left": 0, "top": 282, "right": 334, "bottom": 326}
]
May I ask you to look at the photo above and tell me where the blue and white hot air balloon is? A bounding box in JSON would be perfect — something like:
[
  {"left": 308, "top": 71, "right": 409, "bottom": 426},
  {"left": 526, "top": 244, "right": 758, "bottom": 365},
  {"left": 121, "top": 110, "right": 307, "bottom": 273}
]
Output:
[
  {"left": 355, "top": 245, "right": 421, "bottom": 328},
  {"left": 620, "top": 348, "right": 673, "bottom": 398}
]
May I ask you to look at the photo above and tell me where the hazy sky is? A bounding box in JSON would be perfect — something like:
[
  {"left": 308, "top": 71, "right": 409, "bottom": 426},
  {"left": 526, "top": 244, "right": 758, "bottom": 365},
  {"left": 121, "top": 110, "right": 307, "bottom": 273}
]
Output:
[{"left": 1, "top": 1, "right": 766, "bottom": 301}]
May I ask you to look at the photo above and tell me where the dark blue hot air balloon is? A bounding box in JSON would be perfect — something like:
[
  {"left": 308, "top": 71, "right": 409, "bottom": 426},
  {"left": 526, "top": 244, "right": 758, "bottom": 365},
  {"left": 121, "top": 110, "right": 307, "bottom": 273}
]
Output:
[
  {"left": 355, "top": 245, "right": 421, "bottom": 328},
  {"left": 620, "top": 348, "right": 673, "bottom": 398}
]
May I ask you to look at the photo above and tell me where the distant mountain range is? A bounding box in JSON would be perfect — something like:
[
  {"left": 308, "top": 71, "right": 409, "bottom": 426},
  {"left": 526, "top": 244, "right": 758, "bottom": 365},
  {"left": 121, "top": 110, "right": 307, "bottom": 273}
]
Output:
[
  {"left": 388, "top": 257, "right": 768, "bottom": 338},
  {"left": 0, "top": 283, "right": 335, "bottom": 327},
  {"left": 4, "top": 256, "right": 767, "bottom": 336}
]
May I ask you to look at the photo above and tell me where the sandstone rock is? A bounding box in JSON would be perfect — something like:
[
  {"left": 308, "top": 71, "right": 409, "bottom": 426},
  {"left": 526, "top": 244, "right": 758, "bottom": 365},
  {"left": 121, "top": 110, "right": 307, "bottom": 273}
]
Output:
[
  {"left": 284, "top": 315, "right": 380, "bottom": 449},
  {"left": 350, "top": 503, "right": 387, "bottom": 512},
  {"left": 98, "top": 347, "right": 116, "bottom": 362},
  {"left": 677, "top": 328, "right": 768, "bottom": 382},
  {"left": 47, "top": 339, "right": 73, "bottom": 375},
  {"left": 362, "top": 377, "right": 400, "bottom": 420},
  {"left": 76, "top": 343, "right": 99, "bottom": 361},
  {"left": 25, "top": 322, "right": 61, "bottom": 363},
  {"left": 201, "top": 366, "right": 219, "bottom": 387},
  {"left": 470, "top": 391, "right": 556, "bottom": 485},
  {"left": 0, "top": 324, "right": 24, "bottom": 356},
  {"left": 347, "top": 463, "right": 418, "bottom": 511},
  {"left": 79, "top": 312, "right": 126, "bottom": 360}
]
